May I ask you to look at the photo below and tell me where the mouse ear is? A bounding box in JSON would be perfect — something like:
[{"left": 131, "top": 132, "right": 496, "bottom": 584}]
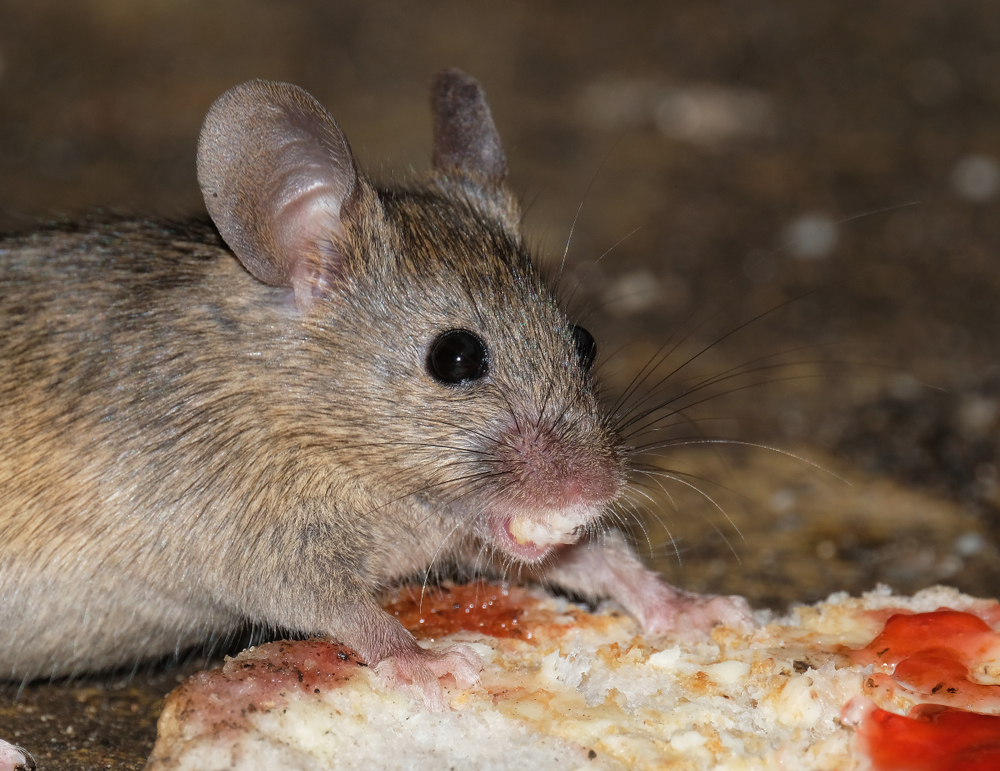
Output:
[
  {"left": 431, "top": 69, "right": 507, "bottom": 182},
  {"left": 197, "top": 80, "right": 356, "bottom": 306}
]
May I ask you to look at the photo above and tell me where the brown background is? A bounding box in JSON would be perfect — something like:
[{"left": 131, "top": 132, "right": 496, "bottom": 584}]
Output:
[{"left": 2, "top": 1, "right": 1000, "bottom": 767}]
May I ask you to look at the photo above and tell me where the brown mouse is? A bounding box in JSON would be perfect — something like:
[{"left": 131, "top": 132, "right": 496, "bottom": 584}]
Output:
[{"left": 0, "top": 69, "right": 752, "bottom": 707}]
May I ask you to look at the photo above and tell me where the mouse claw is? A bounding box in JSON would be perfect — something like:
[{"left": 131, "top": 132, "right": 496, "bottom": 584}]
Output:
[
  {"left": 375, "top": 643, "right": 483, "bottom": 711},
  {"left": 641, "top": 587, "right": 757, "bottom": 639},
  {"left": 0, "top": 740, "right": 35, "bottom": 771}
]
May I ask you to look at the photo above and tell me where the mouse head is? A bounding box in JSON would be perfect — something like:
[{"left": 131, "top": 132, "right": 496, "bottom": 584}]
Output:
[{"left": 197, "top": 70, "right": 626, "bottom": 566}]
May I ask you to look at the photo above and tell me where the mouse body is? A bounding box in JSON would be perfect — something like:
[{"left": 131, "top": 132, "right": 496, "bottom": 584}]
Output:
[{"left": 0, "top": 70, "right": 751, "bottom": 703}]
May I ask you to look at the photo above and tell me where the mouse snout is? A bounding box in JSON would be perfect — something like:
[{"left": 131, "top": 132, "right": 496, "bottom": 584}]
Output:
[
  {"left": 483, "top": 417, "right": 623, "bottom": 561},
  {"left": 497, "top": 421, "right": 619, "bottom": 508}
]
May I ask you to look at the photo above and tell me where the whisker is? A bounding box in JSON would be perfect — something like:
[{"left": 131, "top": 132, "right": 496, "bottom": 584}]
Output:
[
  {"left": 613, "top": 341, "right": 840, "bottom": 424},
  {"left": 619, "top": 369, "right": 828, "bottom": 440},
  {"left": 631, "top": 468, "right": 743, "bottom": 562},
  {"left": 556, "top": 125, "right": 632, "bottom": 289},
  {"left": 563, "top": 226, "right": 643, "bottom": 310},
  {"left": 420, "top": 514, "right": 482, "bottom": 613},
  {"left": 618, "top": 482, "right": 681, "bottom": 562},
  {"left": 632, "top": 438, "right": 846, "bottom": 483},
  {"left": 611, "top": 304, "right": 732, "bottom": 415}
]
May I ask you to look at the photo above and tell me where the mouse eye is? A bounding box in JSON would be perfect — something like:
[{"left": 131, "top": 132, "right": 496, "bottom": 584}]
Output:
[
  {"left": 571, "top": 325, "right": 597, "bottom": 371},
  {"left": 427, "top": 329, "right": 489, "bottom": 384}
]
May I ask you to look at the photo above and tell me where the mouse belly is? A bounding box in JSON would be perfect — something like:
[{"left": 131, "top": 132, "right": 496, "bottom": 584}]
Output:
[{"left": 0, "top": 563, "right": 239, "bottom": 681}]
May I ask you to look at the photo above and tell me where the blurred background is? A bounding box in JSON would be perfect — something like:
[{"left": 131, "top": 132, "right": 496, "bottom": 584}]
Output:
[{"left": 2, "top": 1, "right": 1000, "bottom": 767}]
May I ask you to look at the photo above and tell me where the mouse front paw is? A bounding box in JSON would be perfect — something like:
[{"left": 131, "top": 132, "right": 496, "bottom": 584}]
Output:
[
  {"left": 639, "top": 586, "right": 756, "bottom": 638},
  {"left": 375, "top": 643, "right": 483, "bottom": 711},
  {"left": 539, "top": 532, "right": 757, "bottom": 638}
]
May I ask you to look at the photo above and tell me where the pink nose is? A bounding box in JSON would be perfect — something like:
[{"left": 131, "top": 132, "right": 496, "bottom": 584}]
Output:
[{"left": 497, "top": 423, "right": 622, "bottom": 510}]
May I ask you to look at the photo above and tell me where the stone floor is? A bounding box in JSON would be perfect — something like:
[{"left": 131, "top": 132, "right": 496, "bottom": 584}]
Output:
[{"left": 2, "top": 1, "right": 999, "bottom": 767}]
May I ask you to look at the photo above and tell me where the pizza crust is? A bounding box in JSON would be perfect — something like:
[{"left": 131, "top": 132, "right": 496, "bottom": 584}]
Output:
[{"left": 145, "top": 583, "right": 1000, "bottom": 771}]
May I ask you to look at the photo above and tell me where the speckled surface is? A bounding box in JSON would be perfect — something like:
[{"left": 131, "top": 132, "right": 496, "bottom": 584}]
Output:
[
  {"left": 1, "top": 1, "right": 999, "bottom": 767},
  {"left": 0, "top": 667, "right": 193, "bottom": 770}
]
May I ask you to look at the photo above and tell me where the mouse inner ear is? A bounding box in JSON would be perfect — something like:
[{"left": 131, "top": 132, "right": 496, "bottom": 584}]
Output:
[
  {"left": 197, "top": 80, "right": 357, "bottom": 307},
  {"left": 431, "top": 69, "right": 507, "bottom": 183}
]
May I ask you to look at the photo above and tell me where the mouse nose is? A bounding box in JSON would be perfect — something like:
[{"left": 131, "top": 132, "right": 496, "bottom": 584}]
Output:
[{"left": 495, "top": 420, "right": 623, "bottom": 511}]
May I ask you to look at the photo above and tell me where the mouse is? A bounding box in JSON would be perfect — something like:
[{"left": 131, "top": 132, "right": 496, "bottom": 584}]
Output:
[{"left": 0, "top": 69, "right": 753, "bottom": 708}]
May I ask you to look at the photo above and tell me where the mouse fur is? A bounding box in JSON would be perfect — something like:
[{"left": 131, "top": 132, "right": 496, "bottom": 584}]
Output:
[{"left": 0, "top": 70, "right": 752, "bottom": 705}]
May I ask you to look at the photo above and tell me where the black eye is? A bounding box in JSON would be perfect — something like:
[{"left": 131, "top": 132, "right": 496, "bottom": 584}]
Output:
[
  {"left": 571, "top": 325, "right": 597, "bottom": 370},
  {"left": 427, "top": 329, "right": 489, "bottom": 384}
]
